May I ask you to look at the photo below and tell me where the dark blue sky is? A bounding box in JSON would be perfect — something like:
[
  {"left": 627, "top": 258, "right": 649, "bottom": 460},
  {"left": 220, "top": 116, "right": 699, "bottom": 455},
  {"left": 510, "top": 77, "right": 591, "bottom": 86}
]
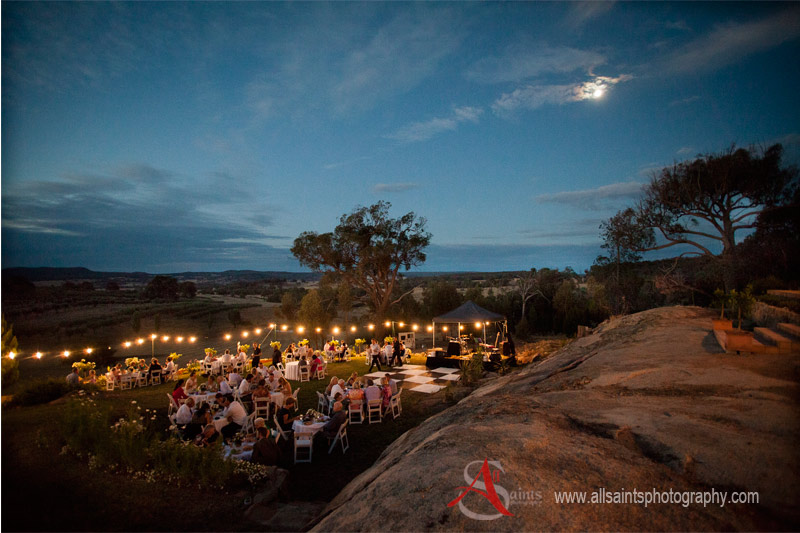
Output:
[{"left": 3, "top": 2, "right": 799, "bottom": 273}]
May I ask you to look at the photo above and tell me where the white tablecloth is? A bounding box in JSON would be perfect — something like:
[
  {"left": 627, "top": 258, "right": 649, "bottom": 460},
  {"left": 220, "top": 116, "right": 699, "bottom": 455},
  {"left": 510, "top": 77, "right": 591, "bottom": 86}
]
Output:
[
  {"left": 292, "top": 419, "right": 327, "bottom": 436},
  {"left": 285, "top": 361, "right": 300, "bottom": 381},
  {"left": 187, "top": 392, "right": 216, "bottom": 407}
]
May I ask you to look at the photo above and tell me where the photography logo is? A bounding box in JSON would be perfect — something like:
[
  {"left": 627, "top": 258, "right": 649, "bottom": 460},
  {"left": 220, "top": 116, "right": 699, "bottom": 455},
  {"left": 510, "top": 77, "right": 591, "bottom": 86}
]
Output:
[{"left": 448, "top": 458, "right": 515, "bottom": 520}]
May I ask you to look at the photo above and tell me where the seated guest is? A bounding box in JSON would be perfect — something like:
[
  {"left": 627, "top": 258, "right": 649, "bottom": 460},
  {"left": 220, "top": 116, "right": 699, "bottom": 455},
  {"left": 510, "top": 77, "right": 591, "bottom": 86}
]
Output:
[
  {"left": 251, "top": 379, "right": 270, "bottom": 400},
  {"left": 163, "top": 357, "right": 176, "bottom": 380},
  {"left": 269, "top": 365, "right": 283, "bottom": 381},
  {"left": 278, "top": 376, "right": 292, "bottom": 397},
  {"left": 217, "top": 375, "right": 232, "bottom": 395},
  {"left": 238, "top": 374, "right": 254, "bottom": 407},
  {"left": 346, "top": 372, "right": 359, "bottom": 387},
  {"left": 172, "top": 379, "right": 189, "bottom": 405},
  {"left": 364, "top": 379, "right": 382, "bottom": 405},
  {"left": 272, "top": 346, "right": 283, "bottom": 367},
  {"left": 384, "top": 373, "right": 398, "bottom": 396},
  {"left": 256, "top": 362, "right": 268, "bottom": 380},
  {"left": 176, "top": 396, "right": 195, "bottom": 425},
  {"left": 250, "top": 426, "right": 281, "bottom": 466},
  {"left": 298, "top": 355, "right": 308, "bottom": 367},
  {"left": 84, "top": 369, "right": 97, "bottom": 385},
  {"left": 185, "top": 402, "right": 208, "bottom": 440},
  {"left": 309, "top": 353, "right": 321, "bottom": 376},
  {"left": 147, "top": 358, "right": 162, "bottom": 381},
  {"left": 194, "top": 406, "right": 219, "bottom": 446},
  {"left": 184, "top": 371, "right": 199, "bottom": 394},
  {"left": 203, "top": 352, "right": 216, "bottom": 366},
  {"left": 322, "top": 401, "right": 347, "bottom": 439},
  {"left": 330, "top": 379, "right": 346, "bottom": 401},
  {"left": 348, "top": 381, "right": 365, "bottom": 405},
  {"left": 227, "top": 370, "right": 242, "bottom": 388},
  {"left": 324, "top": 377, "right": 338, "bottom": 397},
  {"left": 333, "top": 391, "right": 349, "bottom": 410},
  {"left": 380, "top": 378, "right": 393, "bottom": 413},
  {"left": 267, "top": 372, "right": 281, "bottom": 391},
  {"left": 276, "top": 397, "right": 299, "bottom": 433},
  {"left": 66, "top": 368, "right": 80, "bottom": 386},
  {"left": 220, "top": 349, "right": 232, "bottom": 367},
  {"left": 216, "top": 393, "right": 247, "bottom": 441},
  {"left": 204, "top": 373, "right": 218, "bottom": 393}
]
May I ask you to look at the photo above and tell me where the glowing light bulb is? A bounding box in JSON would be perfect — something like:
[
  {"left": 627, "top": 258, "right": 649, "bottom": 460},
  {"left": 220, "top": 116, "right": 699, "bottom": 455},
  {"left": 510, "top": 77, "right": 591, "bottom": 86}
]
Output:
[
  {"left": 333, "top": 327, "right": 340, "bottom": 335},
  {"left": 225, "top": 334, "right": 232, "bottom": 340},
  {"left": 162, "top": 336, "right": 170, "bottom": 342},
  {"left": 350, "top": 326, "right": 357, "bottom": 332},
  {"left": 86, "top": 348, "right": 93, "bottom": 354},
  {"left": 176, "top": 336, "right": 184, "bottom": 342},
  {"left": 255, "top": 328, "right": 262, "bottom": 335},
  {"left": 137, "top": 338, "right": 145, "bottom": 345},
  {"left": 63, "top": 350, "right": 71, "bottom": 357},
  {"left": 124, "top": 342, "right": 132, "bottom": 348},
  {"left": 8, "top": 351, "right": 16, "bottom": 360},
  {"left": 298, "top": 326, "right": 305, "bottom": 334},
  {"left": 189, "top": 336, "right": 197, "bottom": 343},
  {"left": 281, "top": 325, "right": 288, "bottom": 331},
  {"left": 35, "top": 352, "right": 43, "bottom": 359}
]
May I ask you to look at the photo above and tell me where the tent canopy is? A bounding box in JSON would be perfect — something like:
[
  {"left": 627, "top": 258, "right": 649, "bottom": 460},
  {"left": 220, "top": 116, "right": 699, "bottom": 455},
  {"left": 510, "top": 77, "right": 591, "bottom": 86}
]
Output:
[{"left": 432, "top": 300, "right": 505, "bottom": 323}]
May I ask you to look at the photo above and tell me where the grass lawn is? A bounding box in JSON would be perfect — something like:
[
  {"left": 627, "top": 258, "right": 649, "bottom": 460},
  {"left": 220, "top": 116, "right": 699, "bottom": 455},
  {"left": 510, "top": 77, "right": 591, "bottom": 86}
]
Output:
[{"left": 1, "top": 353, "right": 459, "bottom": 531}]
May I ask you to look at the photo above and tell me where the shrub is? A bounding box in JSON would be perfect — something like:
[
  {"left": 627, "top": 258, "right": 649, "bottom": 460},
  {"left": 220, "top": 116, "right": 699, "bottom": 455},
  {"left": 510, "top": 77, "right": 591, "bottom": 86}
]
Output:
[{"left": 12, "top": 378, "right": 75, "bottom": 406}]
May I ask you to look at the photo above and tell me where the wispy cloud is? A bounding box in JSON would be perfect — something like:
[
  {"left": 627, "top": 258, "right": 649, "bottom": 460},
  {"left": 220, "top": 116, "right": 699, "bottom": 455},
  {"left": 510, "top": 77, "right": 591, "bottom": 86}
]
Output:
[
  {"left": 244, "top": 7, "right": 466, "bottom": 121},
  {"left": 659, "top": 6, "right": 800, "bottom": 75},
  {"left": 535, "top": 181, "right": 644, "bottom": 210},
  {"left": 676, "top": 146, "right": 694, "bottom": 155},
  {"left": 372, "top": 183, "right": 420, "bottom": 193},
  {"left": 492, "top": 74, "right": 631, "bottom": 115},
  {"left": 563, "top": 2, "right": 616, "bottom": 32},
  {"left": 466, "top": 45, "right": 604, "bottom": 84},
  {"left": 386, "top": 106, "right": 483, "bottom": 143},
  {"left": 669, "top": 95, "right": 700, "bottom": 107}
]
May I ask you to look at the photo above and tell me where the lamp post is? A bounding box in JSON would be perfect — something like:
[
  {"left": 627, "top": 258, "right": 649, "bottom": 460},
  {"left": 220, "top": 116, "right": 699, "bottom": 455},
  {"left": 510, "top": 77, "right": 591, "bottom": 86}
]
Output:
[{"left": 150, "top": 334, "right": 157, "bottom": 357}]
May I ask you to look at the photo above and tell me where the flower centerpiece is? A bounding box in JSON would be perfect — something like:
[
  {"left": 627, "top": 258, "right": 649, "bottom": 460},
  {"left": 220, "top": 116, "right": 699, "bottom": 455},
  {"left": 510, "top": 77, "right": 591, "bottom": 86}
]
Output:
[
  {"left": 169, "top": 352, "right": 183, "bottom": 362},
  {"left": 270, "top": 341, "right": 282, "bottom": 350},
  {"left": 299, "top": 339, "right": 310, "bottom": 346},
  {"left": 204, "top": 347, "right": 218, "bottom": 356},
  {"left": 238, "top": 344, "right": 250, "bottom": 354},
  {"left": 124, "top": 357, "right": 141, "bottom": 370},
  {"left": 186, "top": 359, "right": 202, "bottom": 373},
  {"left": 72, "top": 359, "right": 96, "bottom": 379},
  {"left": 384, "top": 336, "right": 395, "bottom": 344},
  {"left": 329, "top": 339, "right": 340, "bottom": 348}
]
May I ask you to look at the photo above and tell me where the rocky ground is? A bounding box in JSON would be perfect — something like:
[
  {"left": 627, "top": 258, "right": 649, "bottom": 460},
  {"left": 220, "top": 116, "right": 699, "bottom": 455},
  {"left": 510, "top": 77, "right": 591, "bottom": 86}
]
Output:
[{"left": 309, "top": 306, "right": 799, "bottom": 531}]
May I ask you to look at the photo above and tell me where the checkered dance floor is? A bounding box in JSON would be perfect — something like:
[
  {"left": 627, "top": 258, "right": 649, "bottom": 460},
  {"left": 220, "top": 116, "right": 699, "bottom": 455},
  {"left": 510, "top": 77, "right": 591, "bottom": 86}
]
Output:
[{"left": 363, "top": 364, "right": 460, "bottom": 394}]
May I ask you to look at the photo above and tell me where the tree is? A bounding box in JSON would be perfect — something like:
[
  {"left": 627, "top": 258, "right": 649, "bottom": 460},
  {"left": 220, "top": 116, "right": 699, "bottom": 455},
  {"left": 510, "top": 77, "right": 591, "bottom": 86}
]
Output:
[
  {"left": 298, "top": 290, "right": 332, "bottom": 345},
  {"left": 513, "top": 269, "right": 550, "bottom": 321},
  {"left": 278, "top": 292, "right": 298, "bottom": 322},
  {"left": 105, "top": 280, "right": 120, "bottom": 291},
  {"left": 291, "top": 201, "right": 431, "bottom": 319},
  {"left": 598, "top": 208, "right": 654, "bottom": 283},
  {"left": 606, "top": 144, "right": 797, "bottom": 288},
  {"left": 337, "top": 283, "right": 354, "bottom": 325},
  {"left": 422, "top": 281, "right": 462, "bottom": 319},
  {"left": 2, "top": 315, "right": 20, "bottom": 386},
  {"left": 179, "top": 281, "right": 197, "bottom": 299},
  {"left": 227, "top": 309, "right": 242, "bottom": 328},
  {"left": 143, "top": 275, "right": 180, "bottom": 300}
]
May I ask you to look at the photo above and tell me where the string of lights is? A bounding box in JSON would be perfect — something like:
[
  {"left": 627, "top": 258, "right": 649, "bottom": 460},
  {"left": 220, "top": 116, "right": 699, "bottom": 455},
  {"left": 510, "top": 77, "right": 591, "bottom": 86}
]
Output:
[{"left": 2, "top": 320, "right": 495, "bottom": 361}]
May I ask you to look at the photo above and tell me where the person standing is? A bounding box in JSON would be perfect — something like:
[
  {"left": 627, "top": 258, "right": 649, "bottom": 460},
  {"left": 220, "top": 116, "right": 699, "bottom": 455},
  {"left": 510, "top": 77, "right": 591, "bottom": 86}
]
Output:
[
  {"left": 368, "top": 338, "right": 382, "bottom": 372},
  {"left": 390, "top": 339, "right": 403, "bottom": 367},
  {"left": 251, "top": 343, "right": 262, "bottom": 369}
]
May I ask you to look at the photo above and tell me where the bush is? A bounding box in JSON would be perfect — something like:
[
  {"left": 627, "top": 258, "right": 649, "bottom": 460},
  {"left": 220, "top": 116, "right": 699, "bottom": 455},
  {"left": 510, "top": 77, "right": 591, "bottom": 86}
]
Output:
[
  {"left": 12, "top": 378, "right": 75, "bottom": 406},
  {"left": 1, "top": 357, "right": 20, "bottom": 387}
]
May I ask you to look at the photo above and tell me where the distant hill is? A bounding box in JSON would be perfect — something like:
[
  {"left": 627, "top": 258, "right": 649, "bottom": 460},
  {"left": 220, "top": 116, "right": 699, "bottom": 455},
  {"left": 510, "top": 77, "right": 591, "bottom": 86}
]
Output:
[{"left": 1, "top": 267, "right": 322, "bottom": 284}]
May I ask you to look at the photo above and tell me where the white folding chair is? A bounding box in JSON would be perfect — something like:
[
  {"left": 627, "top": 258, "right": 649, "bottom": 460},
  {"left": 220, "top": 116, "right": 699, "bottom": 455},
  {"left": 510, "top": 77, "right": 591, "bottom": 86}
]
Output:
[
  {"left": 294, "top": 431, "right": 313, "bottom": 463},
  {"left": 240, "top": 411, "right": 256, "bottom": 435},
  {"left": 120, "top": 374, "right": 133, "bottom": 390},
  {"left": 149, "top": 370, "right": 162, "bottom": 386},
  {"left": 388, "top": 389, "right": 402, "bottom": 419},
  {"left": 254, "top": 397, "right": 271, "bottom": 419},
  {"left": 316, "top": 391, "right": 327, "bottom": 413},
  {"left": 273, "top": 414, "right": 291, "bottom": 443},
  {"left": 299, "top": 366, "right": 310, "bottom": 382},
  {"left": 135, "top": 372, "right": 147, "bottom": 388},
  {"left": 167, "top": 393, "right": 180, "bottom": 417},
  {"left": 348, "top": 400, "right": 363, "bottom": 425},
  {"left": 105, "top": 374, "right": 115, "bottom": 391},
  {"left": 367, "top": 399, "right": 382, "bottom": 424},
  {"left": 328, "top": 419, "right": 349, "bottom": 454},
  {"left": 292, "top": 388, "right": 300, "bottom": 410},
  {"left": 277, "top": 362, "right": 285, "bottom": 372}
]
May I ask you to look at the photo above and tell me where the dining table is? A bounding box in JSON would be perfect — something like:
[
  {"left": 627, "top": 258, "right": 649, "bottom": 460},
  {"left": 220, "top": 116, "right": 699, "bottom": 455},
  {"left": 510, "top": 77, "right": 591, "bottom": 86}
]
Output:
[
  {"left": 285, "top": 361, "right": 300, "bottom": 381},
  {"left": 292, "top": 417, "right": 328, "bottom": 437}
]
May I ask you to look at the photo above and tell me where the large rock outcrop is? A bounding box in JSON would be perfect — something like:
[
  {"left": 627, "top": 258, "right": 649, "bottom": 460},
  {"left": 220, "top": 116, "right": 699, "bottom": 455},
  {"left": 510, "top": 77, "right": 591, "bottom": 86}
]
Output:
[{"left": 311, "top": 307, "right": 799, "bottom": 531}]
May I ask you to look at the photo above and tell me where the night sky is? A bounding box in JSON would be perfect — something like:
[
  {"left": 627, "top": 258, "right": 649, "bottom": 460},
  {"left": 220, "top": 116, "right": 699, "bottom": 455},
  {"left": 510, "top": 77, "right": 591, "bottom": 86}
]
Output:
[{"left": 3, "top": 2, "right": 799, "bottom": 273}]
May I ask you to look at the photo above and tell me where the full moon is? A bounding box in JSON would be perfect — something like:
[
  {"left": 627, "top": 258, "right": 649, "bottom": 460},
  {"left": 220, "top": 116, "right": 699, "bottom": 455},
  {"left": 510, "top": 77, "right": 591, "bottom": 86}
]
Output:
[{"left": 593, "top": 88, "right": 605, "bottom": 98}]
